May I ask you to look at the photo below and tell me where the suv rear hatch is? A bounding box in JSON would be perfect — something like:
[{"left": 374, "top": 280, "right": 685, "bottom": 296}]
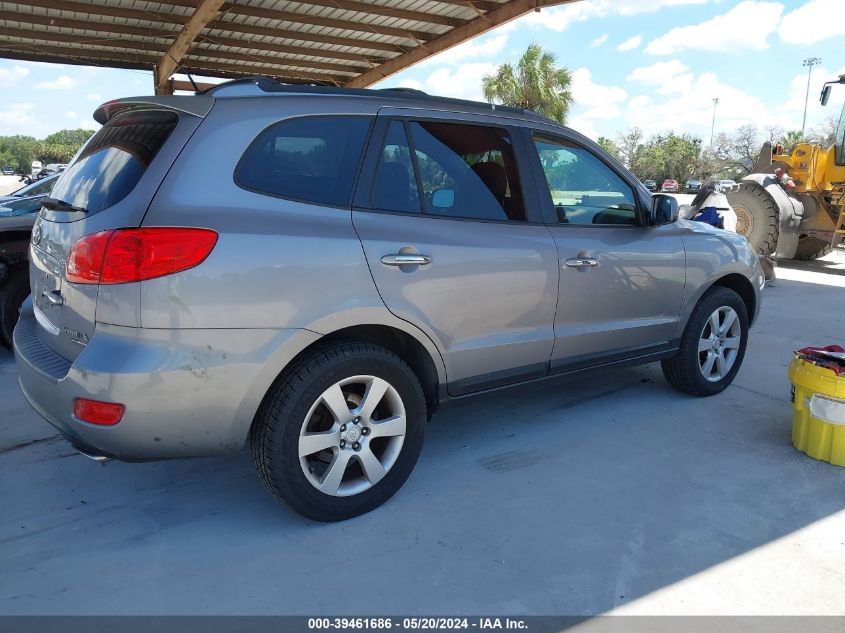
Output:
[{"left": 30, "top": 97, "right": 212, "bottom": 361}]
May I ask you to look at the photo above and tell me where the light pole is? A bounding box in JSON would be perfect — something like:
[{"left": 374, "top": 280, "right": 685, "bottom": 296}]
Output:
[
  {"left": 710, "top": 97, "right": 719, "bottom": 155},
  {"left": 802, "top": 57, "right": 821, "bottom": 137}
]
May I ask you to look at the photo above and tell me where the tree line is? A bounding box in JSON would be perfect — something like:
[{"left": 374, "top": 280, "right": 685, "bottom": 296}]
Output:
[
  {"left": 596, "top": 117, "right": 838, "bottom": 184},
  {"left": 0, "top": 129, "right": 96, "bottom": 174}
]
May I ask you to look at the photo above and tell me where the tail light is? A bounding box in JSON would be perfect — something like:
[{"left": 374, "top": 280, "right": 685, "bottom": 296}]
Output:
[
  {"left": 73, "top": 399, "right": 125, "bottom": 426},
  {"left": 66, "top": 227, "right": 217, "bottom": 284}
]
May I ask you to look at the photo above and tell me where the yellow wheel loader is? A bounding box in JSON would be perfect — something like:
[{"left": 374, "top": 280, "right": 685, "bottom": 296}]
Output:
[{"left": 727, "top": 74, "right": 845, "bottom": 260}]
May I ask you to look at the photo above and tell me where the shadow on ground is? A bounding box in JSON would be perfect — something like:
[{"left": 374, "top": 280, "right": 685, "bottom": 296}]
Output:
[{"left": 1, "top": 271, "right": 845, "bottom": 615}]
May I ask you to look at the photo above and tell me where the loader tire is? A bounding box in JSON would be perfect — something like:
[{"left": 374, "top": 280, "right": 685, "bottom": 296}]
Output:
[
  {"left": 727, "top": 183, "right": 779, "bottom": 257},
  {"left": 792, "top": 235, "right": 832, "bottom": 261}
]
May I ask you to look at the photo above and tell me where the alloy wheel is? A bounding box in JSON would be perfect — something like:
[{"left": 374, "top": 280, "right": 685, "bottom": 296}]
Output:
[
  {"left": 298, "top": 375, "right": 406, "bottom": 497},
  {"left": 698, "top": 306, "right": 742, "bottom": 382}
]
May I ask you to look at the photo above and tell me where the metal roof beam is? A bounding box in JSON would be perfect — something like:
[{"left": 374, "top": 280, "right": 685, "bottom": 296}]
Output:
[
  {"left": 155, "top": 0, "right": 227, "bottom": 94},
  {"left": 0, "top": 9, "right": 389, "bottom": 63},
  {"left": 346, "top": 0, "right": 575, "bottom": 88},
  {"left": 0, "top": 26, "right": 366, "bottom": 73}
]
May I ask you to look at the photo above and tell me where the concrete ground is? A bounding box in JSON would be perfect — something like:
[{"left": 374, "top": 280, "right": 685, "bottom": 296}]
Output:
[
  {"left": 2, "top": 254, "right": 845, "bottom": 616},
  {"left": 0, "top": 174, "right": 25, "bottom": 196}
]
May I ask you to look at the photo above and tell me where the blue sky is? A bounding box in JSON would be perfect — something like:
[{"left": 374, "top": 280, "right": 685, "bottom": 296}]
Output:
[{"left": 1, "top": 0, "right": 843, "bottom": 143}]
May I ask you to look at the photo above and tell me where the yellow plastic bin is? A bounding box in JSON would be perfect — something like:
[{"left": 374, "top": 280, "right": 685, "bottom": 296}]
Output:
[{"left": 789, "top": 354, "right": 845, "bottom": 467}]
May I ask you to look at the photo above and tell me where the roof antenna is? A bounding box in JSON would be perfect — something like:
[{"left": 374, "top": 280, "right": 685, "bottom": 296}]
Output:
[{"left": 187, "top": 73, "right": 199, "bottom": 93}]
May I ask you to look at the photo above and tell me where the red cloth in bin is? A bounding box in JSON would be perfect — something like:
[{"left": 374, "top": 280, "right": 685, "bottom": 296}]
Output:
[{"left": 797, "top": 345, "right": 845, "bottom": 375}]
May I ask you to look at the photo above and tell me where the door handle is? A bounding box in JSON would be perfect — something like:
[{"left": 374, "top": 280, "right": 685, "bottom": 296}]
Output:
[
  {"left": 42, "top": 290, "right": 64, "bottom": 306},
  {"left": 564, "top": 257, "right": 598, "bottom": 268},
  {"left": 380, "top": 254, "right": 432, "bottom": 266}
]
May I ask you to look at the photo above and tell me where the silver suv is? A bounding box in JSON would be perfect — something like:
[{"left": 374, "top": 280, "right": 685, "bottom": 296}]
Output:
[{"left": 15, "top": 79, "right": 764, "bottom": 521}]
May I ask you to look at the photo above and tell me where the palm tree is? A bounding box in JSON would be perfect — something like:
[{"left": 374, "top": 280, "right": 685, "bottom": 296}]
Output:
[{"left": 482, "top": 43, "right": 573, "bottom": 124}]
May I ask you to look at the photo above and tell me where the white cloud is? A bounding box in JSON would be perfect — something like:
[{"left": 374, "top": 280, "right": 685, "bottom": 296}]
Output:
[
  {"left": 645, "top": 1, "right": 784, "bottom": 55},
  {"left": 624, "top": 71, "right": 769, "bottom": 136},
  {"left": 571, "top": 68, "right": 628, "bottom": 121},
  {"left": 626, "top": 60, "right": 695, "bottom": 94},
  {"left": 0, "top": 65, "right": 30, "bottom": 87},
  {"left": 0, "top": 103, "right": 36, "bottom": 135},
  {"left": 617, "top": 35, "right": 643, "bottom": 51},
  {"left": 85, "top": 93, "right": 103, "bottom": 101},
  {"left": 66, "top": 111, "right": 77, "bottom": 119},
  {"left": 422, "top": 62, "right": 497, "bottom": 102},
  {"left": 35, "top": 75, "right": 77, "bottom": 90},
  {"left": 396, "top": 79, "right": 424, "bottom": 91},
  {"left": 778, "top": 0, "right": 845, "bottom": 44},
  {"left": 519, "top": 0, "right": 710, "bottom": 32},
  {"left": 590, "top": 34, "right": 609, "bottom": 48},
  {"left": 419, "top": 34, "right": 508, "bottom": 67}
]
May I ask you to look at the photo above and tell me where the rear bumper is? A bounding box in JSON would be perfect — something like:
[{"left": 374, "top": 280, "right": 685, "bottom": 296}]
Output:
[{"left": 14, "top": 298, "right": 319, "bottom": 460}]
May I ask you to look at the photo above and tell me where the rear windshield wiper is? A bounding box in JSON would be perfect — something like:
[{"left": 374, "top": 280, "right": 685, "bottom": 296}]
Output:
[{"left": 40, "top": 197, "right": 88, "bottom": 214}]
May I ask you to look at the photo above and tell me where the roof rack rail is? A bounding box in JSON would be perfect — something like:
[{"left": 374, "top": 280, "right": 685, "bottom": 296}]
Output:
[{"left": 199, "top": 76, "right": 553, "bottom": 123}]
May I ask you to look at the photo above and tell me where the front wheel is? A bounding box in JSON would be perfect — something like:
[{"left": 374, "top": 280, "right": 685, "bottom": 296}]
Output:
[
  {"left": 250, "top": 342, "right": 426, "bottom": 521},
  {"left": 662, "top": 287, "right": 749, "bottom": 397}
]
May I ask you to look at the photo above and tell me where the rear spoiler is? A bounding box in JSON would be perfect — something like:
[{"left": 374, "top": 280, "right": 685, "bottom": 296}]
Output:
[{"left": 93, "top": 95, "right": 214, "bottom": 125}]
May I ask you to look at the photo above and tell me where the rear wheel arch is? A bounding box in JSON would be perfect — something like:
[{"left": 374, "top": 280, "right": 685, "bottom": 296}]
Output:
[{"left": 249, "top": 324, "right": 443, "bottom": 443}]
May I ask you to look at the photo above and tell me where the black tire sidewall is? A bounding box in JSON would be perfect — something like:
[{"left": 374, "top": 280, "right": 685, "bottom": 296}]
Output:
[
  {"left": 676, "top": 288, "right": 749, "bottom": 396},
  {"left": 728, "top": 184, "right": 779, "bottom": 256},
  {"left": 0, "top": 270, "right": 29, "bottom": 348},
  {"left": 258, "top": 345, "right": 426, "bottom": 521}
]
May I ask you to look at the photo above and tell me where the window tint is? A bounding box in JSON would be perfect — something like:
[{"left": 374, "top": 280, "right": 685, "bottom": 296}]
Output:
[
  {"left": 49, "top": 110, "right": 178, "bottom": 216},
  {"left": 407, "top": 121, "right": 526, "bottom": 221},
  {"left": 372, "top": 121, "right": 420, "bottom": 213},
  {"left": 237, "top": 116, "right": 372, "bottom": 207},
  {"left": 534, "top": 135, "right": 638, "bottom": 226}
]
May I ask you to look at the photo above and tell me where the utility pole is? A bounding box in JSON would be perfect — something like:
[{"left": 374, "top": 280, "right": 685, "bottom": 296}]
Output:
[
  {"left": 710, "top": 97, "right": 719, "bottom": 155},
  {"left": 802, "top": 57, "right": 822, "bottom": 137}
]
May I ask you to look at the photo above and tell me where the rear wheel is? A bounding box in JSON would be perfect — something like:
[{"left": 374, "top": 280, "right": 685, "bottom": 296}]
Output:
[
  {"left": 662, "top": 287, "right": 749, "bottom": 397},
  {"left": 727, "top": 183, "right": 779, "bottom": 257},
  {"left": 792, "top": 235, "right": 833, "bottom": 261},
  {"left": 250, "top": 342, "right": 426, "bottom": 522},
  {"left": 0, "top": 268, "right": 29, "bottom": 349}
]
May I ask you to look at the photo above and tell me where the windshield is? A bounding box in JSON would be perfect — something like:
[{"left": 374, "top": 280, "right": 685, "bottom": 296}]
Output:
[
  {"left": 11, "top": 174, "right": 57, "bottom": 197},
  {"left": 48, "top": 109, "right": 178, "bottom": 215},
  {"left": 836, "top": 103, "right": 845, "bottom": 166}
]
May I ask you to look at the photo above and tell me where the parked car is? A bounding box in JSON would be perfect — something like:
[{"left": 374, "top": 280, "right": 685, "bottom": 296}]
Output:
[
  {"left": 716, "top": 179, "right": 738, "bottom": 190},
  {"left": 14, "top": 79, "right": 764, "bottom": 521},
  {"left": 661, "top": 179, "right": 680, "bottom": 192},
  {"left": 0, "top": 173, "right": 59, "bottom": 205},
  {"left": 2, "top": 166, "right": 14, "bottom": 176},
  {"left": 643, "top": 179, "right": 657, "bottom": 192},
  {"left": 685, "top": 178, "right": 702, "bottom": 193}
]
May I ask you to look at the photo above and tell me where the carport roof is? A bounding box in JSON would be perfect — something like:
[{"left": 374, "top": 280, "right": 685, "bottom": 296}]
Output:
[{"left": 0, "top": 0, "right": 577, "bottom": 94}]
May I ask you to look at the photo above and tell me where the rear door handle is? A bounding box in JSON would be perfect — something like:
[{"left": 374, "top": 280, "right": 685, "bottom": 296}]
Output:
[
  {"left": 380, "top": 254, "right": 432, "bottom": 266},
  {"left": 564, "top": 257, "right": 598, "bottom": 268}
]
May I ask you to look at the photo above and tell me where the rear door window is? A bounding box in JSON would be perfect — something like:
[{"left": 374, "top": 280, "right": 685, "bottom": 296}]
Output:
[
  {"left": 236, "top": 116, "right": 372, "bottom": 207},
  {"left": 49, "top": 109, "right": 178, "bottom": 216},
  {"left": 407, "top": 121, "right": 527, "bottom": 222}
]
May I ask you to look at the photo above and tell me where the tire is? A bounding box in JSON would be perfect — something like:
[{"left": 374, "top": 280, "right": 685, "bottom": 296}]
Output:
[
  {"left": 662, "top": 287, "right": 749, "bottom": 397},
  {"left": 250, "top": 341, "right": 426, "bottom": 522},
  {"left": 0, "top": 268, "right": 29, "bottom": 349},
  {"left": 792, "top": 235, "right": 832, "bottom": 261},
  {"left": 727, "top": 182, "right": 779, "bottom": 257}
]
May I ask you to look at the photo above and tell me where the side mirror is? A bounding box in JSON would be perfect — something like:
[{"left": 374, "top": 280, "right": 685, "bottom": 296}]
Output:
[
  {"left": 431, "top": 188, "right": 455, "bottom": 209},
  {"left": 821, "top": 84, "right": 832, "bottom": 106},
  {"left": 649, "top": 194, "right": 679, "bottom": 226}
]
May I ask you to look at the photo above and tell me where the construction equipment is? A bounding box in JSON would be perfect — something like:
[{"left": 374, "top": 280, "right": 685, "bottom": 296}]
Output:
[{"left": 727, "top": 74, "right": 845, "bottom": 260}]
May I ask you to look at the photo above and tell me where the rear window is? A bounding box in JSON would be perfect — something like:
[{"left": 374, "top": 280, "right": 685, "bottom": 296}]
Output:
[
  {"left": 235, "top": 116, "right": 372, "bottom": 207},
  {"left": 49, "top": 109, "right": 178, "bottom": 215}
]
